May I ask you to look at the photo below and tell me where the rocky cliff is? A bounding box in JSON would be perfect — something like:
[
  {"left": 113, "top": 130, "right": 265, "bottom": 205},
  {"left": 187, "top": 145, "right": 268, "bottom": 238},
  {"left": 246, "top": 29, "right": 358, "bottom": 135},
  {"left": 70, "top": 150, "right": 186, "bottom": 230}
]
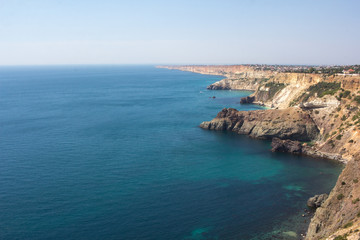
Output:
[
  {"left": 200, "top": 107, "right": 319, "bottom": 141},
  {"left": 306, "top": 158, "right": 360, "bottom": 240},
  {"left": 159, "top": 65, "right": 360, "bottom": 239},
  {"left": 159, "top": 65, "right": 360, "bottom": 110}
]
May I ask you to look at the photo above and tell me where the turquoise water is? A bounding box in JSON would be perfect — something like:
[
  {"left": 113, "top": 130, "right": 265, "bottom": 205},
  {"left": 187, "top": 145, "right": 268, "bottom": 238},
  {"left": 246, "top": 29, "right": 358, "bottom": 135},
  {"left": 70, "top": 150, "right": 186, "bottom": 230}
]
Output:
[{"left": 0, "top": 65, "right": 341, "bottom": 239}]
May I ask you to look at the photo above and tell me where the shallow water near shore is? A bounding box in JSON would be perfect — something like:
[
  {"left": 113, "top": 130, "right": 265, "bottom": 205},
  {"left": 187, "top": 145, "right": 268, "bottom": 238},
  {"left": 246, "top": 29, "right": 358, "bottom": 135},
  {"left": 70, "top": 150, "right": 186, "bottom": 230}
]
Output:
[{"left": 0, "top": 65, "right": 342, "bottom": 239}]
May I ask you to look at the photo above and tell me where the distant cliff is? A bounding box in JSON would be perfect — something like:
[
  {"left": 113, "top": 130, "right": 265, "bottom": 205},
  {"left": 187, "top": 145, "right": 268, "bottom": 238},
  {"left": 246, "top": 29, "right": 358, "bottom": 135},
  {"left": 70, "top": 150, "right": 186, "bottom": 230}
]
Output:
[
  {"left": 159, "top": 65, "right": 360, "bottom": 109},
  {"left": 159, "top": 65, "right": 360, "bottom": 240}
]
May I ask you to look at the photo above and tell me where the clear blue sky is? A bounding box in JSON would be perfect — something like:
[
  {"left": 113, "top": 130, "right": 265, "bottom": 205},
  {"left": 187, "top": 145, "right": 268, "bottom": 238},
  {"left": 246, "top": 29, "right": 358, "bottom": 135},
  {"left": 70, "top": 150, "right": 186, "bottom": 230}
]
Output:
[{"left": 0, "top": 0, "right": 359, "bottom": 65}]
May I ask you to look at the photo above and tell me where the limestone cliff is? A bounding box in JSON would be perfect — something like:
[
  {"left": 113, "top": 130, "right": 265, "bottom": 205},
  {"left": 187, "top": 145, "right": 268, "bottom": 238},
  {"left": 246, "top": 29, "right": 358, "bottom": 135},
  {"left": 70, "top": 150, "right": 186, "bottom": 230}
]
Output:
[
  {"left": 306, "top": 158, "right": 360, "bottom": 240},
  {"left": 159, "top": 65, "right": 360, "bottom": 110},
  {"left": 159, "top": 65, "right": 360, "bottom": 239}
]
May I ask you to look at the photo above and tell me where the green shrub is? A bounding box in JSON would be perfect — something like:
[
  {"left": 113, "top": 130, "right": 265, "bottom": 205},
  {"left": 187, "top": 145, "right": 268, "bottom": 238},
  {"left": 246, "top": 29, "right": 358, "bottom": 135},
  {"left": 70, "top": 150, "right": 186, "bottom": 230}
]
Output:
[
  {"left": 306, "top": 141, "right": 315, "bottom": 147},
  {"left": 339, "top": 90, "right": 351, "bottom": 99},
  {"left": 354, "top": 95, "right": 360, "bottom": 104},
  {"left": 336, "top": 134, "right": 343, "bottom": 140},
  {"left": 334, "top": 235, "right": 347, "bottom": 240},
  {"left": 343, "top": 221, "right": 353, "bottom": 228},
  {"left": 341, "top": 115, "right": 347, "bottom": 121},
  {"left": 352, "top": 198, "right": 359, "bottom": 204},
  {"left": 353, "top": 178, "right": 358, "bottom": 183},
  {"left": 352, "top": 111, "right": 360, "bottom": 121},
  {"left": 337, "top": 193, "right": 344, "bottom": 200}
]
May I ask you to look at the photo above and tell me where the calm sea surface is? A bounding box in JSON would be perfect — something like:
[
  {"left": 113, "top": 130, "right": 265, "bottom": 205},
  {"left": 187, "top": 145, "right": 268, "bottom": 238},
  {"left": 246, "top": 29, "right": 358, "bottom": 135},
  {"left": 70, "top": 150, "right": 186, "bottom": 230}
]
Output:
[{"left": 0, "top": 65, "right": 342, "bottom": 239}]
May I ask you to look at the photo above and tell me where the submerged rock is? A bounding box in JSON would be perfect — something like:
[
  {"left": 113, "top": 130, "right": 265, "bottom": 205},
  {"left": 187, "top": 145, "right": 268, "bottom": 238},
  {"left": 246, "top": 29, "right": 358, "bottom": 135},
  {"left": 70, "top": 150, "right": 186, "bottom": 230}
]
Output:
[
  {"left": 283, "top": 231, "right": 297, "bottom": 238},
  {"left": 307, "top": 194, "right": 328, "bottom": 209}
]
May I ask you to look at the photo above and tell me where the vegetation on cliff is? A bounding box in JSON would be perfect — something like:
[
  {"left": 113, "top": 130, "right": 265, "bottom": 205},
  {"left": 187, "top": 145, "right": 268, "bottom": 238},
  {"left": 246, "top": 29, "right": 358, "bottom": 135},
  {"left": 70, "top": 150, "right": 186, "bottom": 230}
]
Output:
[
  {"left": 296, "top": 82, "right": 341, "bottom": 103},
  {"left": 264, "top": 82, "right": 286, "bottom": 98}
]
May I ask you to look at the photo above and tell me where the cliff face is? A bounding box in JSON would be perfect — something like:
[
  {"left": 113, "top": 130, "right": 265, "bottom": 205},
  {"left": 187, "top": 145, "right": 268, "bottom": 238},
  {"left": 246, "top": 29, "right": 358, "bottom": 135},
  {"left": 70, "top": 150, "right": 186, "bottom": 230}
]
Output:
[
  {"left": 207, "top": 78, "right": 260, "bottom": 90},
  {"left": 160, "top": 65, "right": 360, "bottom": 110},
  {"left": 306, "top": 158, "right": 360, "bottom": 240},
  {"left": 208, "top": 72, "right": 336, "bottom": 109},
  {"left": 159, "top": 65, "right": 360, "bottom": 239}
]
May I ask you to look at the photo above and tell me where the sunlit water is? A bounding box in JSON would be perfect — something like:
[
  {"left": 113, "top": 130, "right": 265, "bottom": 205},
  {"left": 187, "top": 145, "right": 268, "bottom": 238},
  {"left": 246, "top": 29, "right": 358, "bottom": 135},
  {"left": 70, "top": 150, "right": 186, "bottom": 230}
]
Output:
[{"left": 0, "top": 65, "right": 342, "bottom": 239}]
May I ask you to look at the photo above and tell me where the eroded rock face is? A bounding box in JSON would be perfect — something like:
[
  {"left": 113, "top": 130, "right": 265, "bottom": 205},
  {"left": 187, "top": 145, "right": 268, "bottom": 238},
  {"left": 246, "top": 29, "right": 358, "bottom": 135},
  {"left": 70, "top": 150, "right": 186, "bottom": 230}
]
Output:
[
  {"left": 306, "top": 159, "right": 360, "bottom": 240},
  {"left": 307, "top": 194, "right": 328, "bottom": 209},
  {"left": 200, "top": 107, "right": 320, "bottom": 141},
  {"left": 207, "top": 78, "right": 259, "bottom": 91},
  {"left": 271, "top": 138, "right": 302, "bottom": 153}
]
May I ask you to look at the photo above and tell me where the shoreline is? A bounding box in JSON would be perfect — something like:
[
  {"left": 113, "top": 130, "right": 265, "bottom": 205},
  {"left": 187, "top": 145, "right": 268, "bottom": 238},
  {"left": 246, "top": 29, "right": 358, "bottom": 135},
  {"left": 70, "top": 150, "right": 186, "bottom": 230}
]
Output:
[
  {"left": 159, "top": 65, "right": 360, "bottom": 240},
  {"left": 162, "top": 66, "right": 347, "bottom": 164}
]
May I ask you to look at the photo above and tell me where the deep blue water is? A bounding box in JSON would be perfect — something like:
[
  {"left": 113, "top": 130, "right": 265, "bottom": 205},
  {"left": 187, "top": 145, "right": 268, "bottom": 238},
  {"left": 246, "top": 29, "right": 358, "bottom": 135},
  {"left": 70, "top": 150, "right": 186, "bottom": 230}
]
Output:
[{"left": 0, "top": 65, "right": 342, "bottom": 240}]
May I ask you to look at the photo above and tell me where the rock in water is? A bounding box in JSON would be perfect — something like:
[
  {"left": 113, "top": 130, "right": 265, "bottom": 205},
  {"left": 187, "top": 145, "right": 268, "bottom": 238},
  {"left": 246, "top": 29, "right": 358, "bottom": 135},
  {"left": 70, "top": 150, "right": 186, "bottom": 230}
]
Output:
[
  {"left": 307, "top": 194, "right": 328, "bottom": 209},
  {"left": 271, "top": 138, "right": 302, "bottom": 153},
  {"left": 240, "top": 96, "right": 255, "bottom": 104},
  {"left": 200, "top": 107, "right": 319, "bottom": 141}
]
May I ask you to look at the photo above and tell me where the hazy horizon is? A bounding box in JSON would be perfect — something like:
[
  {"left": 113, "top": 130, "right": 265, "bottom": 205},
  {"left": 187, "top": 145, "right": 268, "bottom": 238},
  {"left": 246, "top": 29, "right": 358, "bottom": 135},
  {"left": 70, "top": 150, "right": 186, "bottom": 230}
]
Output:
[{"left": 1, "top": 0, "right": 359, "bottom": 66}]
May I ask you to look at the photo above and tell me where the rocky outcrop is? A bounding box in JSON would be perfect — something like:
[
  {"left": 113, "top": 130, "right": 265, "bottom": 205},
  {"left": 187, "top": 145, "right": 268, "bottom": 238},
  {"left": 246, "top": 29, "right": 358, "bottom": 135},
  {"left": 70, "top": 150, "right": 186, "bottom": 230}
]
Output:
[
  {"left": 200, "top": 107, "right": 320, "bottom": 141},
  {"left": 271, "top": 138, "right": 303, "bottom": 153},
  {"left": 207, "top": 78, "right": 260, "bottom": 91},
  {"left": 270, "top": 138, "right": 345, "bottom": 162},
  {"left": 240, "top": 96, "right": 255, "bottom": 104},
  {"left": 300, "top": 97, "right": 340, "bottom": 109},
  {"left": 306, "top": 159, "right": 360, "bottom": 239},
  {"left": 307, "top": 194, "right": 328, "bottom": 209}
]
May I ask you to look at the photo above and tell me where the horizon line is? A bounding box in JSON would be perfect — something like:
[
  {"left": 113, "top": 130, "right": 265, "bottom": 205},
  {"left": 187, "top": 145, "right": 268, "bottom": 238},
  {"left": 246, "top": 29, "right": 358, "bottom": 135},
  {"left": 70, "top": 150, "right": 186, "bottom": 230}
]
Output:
[{"left": 0, "top": 63, "right": 359, "bottom": 67}]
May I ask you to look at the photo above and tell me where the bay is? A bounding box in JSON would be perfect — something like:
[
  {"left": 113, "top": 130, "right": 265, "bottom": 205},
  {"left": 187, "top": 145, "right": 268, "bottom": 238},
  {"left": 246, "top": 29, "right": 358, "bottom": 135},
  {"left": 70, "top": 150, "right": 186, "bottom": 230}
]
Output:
[{"left": 0, "top": 65, "right": 341, "bottom": 239}]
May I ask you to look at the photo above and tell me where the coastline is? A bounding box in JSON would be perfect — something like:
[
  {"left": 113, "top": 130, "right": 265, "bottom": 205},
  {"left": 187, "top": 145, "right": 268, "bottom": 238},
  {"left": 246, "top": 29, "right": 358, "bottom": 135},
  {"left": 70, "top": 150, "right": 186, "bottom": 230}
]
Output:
[{"left": 158, "top": 65, "right": 360, "bottom": 240}]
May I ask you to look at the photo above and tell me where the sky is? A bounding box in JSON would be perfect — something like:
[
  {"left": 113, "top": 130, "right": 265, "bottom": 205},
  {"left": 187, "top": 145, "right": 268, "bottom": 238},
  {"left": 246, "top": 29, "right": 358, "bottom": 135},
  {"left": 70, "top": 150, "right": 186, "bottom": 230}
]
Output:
[{"left": 0, "top": 0, "right": 359, "bottom": 65}]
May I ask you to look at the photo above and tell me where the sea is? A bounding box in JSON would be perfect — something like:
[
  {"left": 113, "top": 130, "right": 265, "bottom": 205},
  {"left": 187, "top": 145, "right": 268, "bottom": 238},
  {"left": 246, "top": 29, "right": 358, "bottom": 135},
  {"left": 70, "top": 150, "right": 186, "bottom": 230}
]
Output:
[{"left": 0, "top": 65, "right": 342, "bottom": 240}]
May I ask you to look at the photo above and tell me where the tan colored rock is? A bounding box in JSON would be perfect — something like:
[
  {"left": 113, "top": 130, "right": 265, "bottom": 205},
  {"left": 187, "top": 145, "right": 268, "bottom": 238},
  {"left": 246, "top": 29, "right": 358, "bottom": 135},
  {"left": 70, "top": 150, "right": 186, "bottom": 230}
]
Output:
[{"left": 306, "top": 159, "right": 360, "bottom": 239}]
